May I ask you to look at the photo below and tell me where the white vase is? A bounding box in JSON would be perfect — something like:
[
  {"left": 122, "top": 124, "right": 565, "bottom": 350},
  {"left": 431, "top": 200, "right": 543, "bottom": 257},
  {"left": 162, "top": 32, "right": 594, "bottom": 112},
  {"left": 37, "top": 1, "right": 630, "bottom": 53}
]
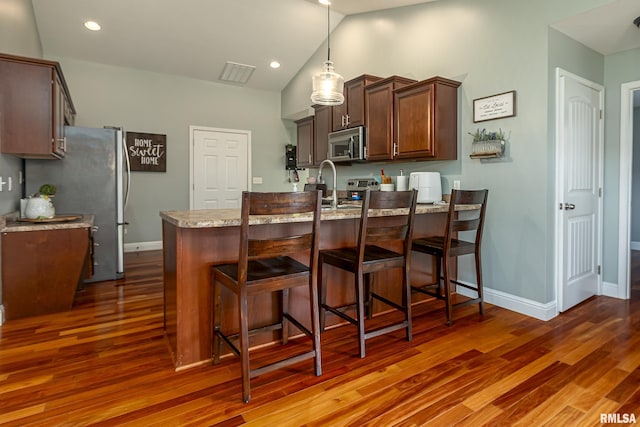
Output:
[{"left": 25, "top": 196, "right": 55, "bottom": 219}]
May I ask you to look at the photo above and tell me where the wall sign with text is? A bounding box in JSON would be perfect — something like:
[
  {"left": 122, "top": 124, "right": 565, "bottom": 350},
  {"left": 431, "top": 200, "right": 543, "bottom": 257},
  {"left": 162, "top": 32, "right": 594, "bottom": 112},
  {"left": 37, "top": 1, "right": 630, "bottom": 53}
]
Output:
[
  {"left": 473, "top": 91, "right": 516, "bottom": 123},
  {"left": 126, "top": 132, "right": 166, "bottom": 172}
]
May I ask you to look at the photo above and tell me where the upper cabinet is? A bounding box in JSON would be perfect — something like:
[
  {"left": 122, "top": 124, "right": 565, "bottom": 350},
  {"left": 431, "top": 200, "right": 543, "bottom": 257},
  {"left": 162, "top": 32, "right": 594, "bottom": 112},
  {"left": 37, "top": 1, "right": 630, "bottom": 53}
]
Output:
[
  {"left": 393, "top": 76, "right": 460, "bottom": 161},
  {"left": 0, "top": 53, "right": 76, "bottom": 159},
  {"left": 295, "top": 116, "right": 314, "bottom": 168},
  {"left": 298, "top": 74, "right": 461, "bottom": 165},
  {"left": 365, "top": 76, "right": 417, "bottom": 161},
  {"left": 295, "top": 105, "right": 333, "bottom": 168},
  {"left": 313, "top": 105, "right": 332, "bottom": 166},
  {"left": 332, "top": 74, "right": 381, "bottom": 131}
]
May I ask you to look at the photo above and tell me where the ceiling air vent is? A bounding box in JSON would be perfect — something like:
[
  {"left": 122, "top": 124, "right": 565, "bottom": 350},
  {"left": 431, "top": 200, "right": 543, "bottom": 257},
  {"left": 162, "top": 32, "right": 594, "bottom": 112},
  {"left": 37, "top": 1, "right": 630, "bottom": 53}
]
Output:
[{"left": 219, "top": 61, "right": 256, "bottom": 84}]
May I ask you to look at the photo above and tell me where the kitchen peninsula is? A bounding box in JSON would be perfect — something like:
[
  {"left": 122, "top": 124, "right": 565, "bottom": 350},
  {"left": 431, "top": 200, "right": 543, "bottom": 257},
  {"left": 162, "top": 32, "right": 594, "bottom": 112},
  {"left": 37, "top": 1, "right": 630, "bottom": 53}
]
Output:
[{"left": 161, "top": 202, "right": 479, "bottom": 370}]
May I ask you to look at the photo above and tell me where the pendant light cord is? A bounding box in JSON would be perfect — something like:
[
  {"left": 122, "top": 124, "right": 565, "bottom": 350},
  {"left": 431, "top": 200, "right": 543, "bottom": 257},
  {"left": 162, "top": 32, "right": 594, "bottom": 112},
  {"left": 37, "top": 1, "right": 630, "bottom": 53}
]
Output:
[{"left": 327, "top": 4, "right": 331, "bottom": 61}]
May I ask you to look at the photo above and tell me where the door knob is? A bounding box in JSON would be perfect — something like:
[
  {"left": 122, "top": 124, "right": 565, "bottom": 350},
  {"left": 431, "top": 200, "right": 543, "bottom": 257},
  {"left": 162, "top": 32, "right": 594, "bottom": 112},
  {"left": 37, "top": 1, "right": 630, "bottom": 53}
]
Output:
[{"left": 563, "top": 203, "right": 576, "bottom": 210}]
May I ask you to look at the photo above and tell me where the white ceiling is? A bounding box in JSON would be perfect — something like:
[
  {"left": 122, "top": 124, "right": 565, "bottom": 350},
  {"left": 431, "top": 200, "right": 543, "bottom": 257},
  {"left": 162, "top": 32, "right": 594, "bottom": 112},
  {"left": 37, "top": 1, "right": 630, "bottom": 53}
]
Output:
[
  {"left": 31, "top": 0, "right": 433, "bottom": 92},
  {"left": 551, "top": 0, "right": 640, "bottom": 56},
  {"left": 31, "top": 0, "right": 640, "bottom": 92}
]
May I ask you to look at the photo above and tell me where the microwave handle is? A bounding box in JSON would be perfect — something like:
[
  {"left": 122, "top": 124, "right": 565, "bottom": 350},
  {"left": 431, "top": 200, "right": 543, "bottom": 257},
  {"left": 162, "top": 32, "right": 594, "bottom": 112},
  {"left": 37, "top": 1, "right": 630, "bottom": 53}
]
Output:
[{"left": 348, "top": 136, "right": 355, "bottom": 159}]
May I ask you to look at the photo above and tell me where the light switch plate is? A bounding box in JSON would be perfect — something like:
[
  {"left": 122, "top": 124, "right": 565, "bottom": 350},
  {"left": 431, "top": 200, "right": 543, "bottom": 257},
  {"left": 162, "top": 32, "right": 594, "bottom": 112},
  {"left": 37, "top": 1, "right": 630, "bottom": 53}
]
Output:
[
  {"left": 453, "top": 180, "right": 460, "bottom": 190},
  {"left": 252, "top": 176, "right": 263, "bottom": 184}
]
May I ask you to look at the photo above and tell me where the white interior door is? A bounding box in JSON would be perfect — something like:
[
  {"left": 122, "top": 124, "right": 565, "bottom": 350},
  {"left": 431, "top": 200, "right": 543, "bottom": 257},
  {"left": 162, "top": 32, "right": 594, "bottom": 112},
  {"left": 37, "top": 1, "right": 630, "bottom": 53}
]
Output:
[
  {"left": 190, "top": 126, "right": 250, "bottom": 209},
  {"left": 555, "top": 69, "right": 603, "bottom": 312}
]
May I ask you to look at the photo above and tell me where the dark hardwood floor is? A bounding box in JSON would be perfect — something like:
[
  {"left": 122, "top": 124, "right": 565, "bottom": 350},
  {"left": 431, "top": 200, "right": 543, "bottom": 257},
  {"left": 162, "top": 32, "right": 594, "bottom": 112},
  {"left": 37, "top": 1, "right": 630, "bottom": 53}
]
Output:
[{"left": 0, "top": 250, "right": 639, "bottom": 426}]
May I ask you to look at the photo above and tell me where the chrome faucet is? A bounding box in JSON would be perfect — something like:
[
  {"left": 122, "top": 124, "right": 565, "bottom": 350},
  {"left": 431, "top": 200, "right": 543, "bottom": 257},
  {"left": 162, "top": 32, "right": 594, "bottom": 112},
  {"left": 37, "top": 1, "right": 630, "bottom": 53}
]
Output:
[{"left": 318, "top": 159, "right": 338, "bottom": 209}]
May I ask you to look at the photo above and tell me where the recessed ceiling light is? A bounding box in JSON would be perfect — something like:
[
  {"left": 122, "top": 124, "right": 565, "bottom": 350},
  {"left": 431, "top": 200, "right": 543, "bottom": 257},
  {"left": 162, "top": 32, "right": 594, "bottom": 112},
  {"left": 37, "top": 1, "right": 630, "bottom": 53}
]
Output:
[
  {"left": 270, "top": 61, "right": 281, "bottom": 69},
  {"left": 319, "top": 0, "right": 331, "bottom": 5},
  {"left": 84, "top": 20, "right": 101, "bottom": 31}
]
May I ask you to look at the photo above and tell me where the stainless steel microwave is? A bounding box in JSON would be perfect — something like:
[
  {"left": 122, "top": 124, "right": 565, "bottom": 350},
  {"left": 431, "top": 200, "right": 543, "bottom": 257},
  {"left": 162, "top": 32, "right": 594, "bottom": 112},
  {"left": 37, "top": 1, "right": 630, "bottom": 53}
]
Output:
[{"left": 327, "top": 126, "right": 366, "bottom": 163}]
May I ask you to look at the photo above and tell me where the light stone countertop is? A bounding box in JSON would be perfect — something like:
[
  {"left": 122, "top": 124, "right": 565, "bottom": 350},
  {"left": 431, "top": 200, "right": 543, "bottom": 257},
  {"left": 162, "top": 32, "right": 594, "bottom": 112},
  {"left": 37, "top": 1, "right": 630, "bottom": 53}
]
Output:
[
  {"left": 0, "top": 212, "right": 94, "bottom": 233},
  {"left": 160, "top": 203, "right": 477, "bottom": 229}
]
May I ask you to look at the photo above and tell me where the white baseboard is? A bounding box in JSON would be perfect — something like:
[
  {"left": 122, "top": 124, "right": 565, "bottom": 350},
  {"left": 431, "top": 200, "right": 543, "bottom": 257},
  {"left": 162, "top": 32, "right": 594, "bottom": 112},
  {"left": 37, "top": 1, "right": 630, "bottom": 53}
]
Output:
[
  {"left": 456, "top": 283, "right": 558, "bottom": 321},
  {"left": 631, "top": 241, "right": 640, "bottom": 251},
  {"left": 124, "top": 240, "right": 163, "bottom": 252},
  {"left": 602, "top": 280, "right": 622, "bottom": 298}
]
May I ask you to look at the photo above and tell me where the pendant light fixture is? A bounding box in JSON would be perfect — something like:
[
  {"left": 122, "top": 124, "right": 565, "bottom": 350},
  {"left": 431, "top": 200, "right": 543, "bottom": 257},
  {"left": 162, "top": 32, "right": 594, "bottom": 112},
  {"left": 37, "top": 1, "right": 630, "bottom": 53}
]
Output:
[{"left": 310, "top": 1, "right": 344, "bottom": 105}]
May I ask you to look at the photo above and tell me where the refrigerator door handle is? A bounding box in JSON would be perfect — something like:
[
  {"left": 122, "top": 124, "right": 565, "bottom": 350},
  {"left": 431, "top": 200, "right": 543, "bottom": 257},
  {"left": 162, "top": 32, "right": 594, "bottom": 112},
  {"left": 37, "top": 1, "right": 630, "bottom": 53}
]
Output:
[{"left": 123, "top": 134, "right": 131, "bottom": 210}]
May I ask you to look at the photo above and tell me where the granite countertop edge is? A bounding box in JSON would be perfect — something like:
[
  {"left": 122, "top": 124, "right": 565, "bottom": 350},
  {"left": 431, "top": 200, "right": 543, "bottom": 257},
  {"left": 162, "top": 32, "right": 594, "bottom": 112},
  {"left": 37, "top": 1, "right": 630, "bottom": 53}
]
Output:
[
  {"left": 0, "top": 212, "right": 95, "bottom": 232},
  {"left": 160, "top": 204, "right": 478, "bottom": 229}
]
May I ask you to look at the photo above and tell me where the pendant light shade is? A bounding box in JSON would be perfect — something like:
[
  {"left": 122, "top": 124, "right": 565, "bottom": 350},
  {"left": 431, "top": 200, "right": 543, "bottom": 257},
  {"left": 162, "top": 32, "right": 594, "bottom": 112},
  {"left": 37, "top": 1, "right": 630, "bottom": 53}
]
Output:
[
  {"left": 311, "top": 60, "right": 344, "bottom": 105},
  {"left": 310, "top": 3, "right": 344, "bottom": 105}
]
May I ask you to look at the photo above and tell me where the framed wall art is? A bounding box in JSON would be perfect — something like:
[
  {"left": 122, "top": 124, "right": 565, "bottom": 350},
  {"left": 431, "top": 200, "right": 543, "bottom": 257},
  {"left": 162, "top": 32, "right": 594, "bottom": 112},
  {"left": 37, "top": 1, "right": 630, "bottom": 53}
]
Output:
[
  {"left": 126, "top": 131, "right": 167, "bottom": 172},
  {"left": 473, "top": 90, "right": 516, "bottom": 123}
]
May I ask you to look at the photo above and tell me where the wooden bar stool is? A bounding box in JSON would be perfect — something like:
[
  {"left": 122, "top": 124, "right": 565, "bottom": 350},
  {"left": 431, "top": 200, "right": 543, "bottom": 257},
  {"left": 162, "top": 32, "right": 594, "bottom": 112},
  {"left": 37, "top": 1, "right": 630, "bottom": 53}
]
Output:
[
  {"left": 318, "top": 189, "right": 418, "bottom": 358},
  {"left": 211, "top": 191, "right": 322, "bottom": 403},
  {"left": 411, "top": 189, "right": 488, "bottom": 325}
]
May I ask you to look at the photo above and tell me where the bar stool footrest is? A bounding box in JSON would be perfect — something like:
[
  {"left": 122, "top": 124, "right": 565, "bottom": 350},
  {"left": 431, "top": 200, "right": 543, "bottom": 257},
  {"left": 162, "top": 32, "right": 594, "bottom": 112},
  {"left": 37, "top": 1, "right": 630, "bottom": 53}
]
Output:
[
  {"left": 249, "top": 350, "right": 319, "bottom": 378},
  {"left": 370, "top": 291, "right": 406, "bottom": 312},
  {"left": 364, "top": 321, "right": 410, "bottom": 341}
]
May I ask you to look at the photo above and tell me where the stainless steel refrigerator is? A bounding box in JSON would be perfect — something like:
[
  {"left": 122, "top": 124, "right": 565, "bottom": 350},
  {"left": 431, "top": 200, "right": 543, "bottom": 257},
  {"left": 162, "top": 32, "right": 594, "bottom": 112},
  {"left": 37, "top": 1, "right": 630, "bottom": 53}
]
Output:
[{"left": 25, "top": 126, "right": 130, "bottom": 282}]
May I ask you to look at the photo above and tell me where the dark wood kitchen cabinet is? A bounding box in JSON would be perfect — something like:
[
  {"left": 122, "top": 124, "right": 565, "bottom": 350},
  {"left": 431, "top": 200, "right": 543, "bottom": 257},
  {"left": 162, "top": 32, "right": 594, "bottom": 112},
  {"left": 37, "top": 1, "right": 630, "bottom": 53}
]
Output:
[
  {"left": 332, "top": 74, "right": 381, "bottom": 131},
  {"left": 393, "top": 76, "right": 461, "bottom": 161},
  {"left": 365, "top": 76, "right": 417, "bottom": 161},
  {"left": 313, "top": 104, "right": 332, "bottom": 165},
  {"left": 295, "top": 116, "right": 314, "bottom": 167},
  {"left": 0, "top": 53, "right": 76, "bottom": 159},
  {"left": 1, "top": 226, "right": 91, "bottom": 320},
  {"left": 295, "top": 105, "right": 332, "bottom": 168}
]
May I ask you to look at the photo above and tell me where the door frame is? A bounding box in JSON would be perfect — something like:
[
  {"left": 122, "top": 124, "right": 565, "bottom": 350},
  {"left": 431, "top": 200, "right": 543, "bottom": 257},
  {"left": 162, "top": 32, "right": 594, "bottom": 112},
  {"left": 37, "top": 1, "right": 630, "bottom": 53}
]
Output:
[
  {"left": 554, "top": 68, "right": 604, "bottom": 312},
  {"left": 617, "top": 81, "right": 640, "bottom": 300},
  {"left": 189, "top": 125, "right": 252, "bottom": 210}
]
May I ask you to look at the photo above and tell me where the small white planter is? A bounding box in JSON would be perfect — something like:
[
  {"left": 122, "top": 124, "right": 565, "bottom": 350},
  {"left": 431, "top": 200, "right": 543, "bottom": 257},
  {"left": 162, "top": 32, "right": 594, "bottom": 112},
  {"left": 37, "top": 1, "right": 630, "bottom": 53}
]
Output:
[{"left": 25, "top": 196, "right": 55, "bottom": 219}]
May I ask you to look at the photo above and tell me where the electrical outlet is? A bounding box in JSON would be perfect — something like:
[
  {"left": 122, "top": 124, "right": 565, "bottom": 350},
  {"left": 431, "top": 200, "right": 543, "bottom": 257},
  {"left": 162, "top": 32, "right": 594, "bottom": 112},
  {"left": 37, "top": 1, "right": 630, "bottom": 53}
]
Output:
[
  {"left": 453, "top": 180, "right": 460, "bottom": 190},
  {"left": 252, "top": 176, "right": 263, "bottom": 184}
]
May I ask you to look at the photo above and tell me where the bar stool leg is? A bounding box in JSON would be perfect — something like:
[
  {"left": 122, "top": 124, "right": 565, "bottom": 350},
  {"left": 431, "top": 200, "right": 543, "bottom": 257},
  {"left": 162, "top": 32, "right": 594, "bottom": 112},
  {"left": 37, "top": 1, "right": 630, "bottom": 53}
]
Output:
[
  {"left": 309, "top": 278, "right": 322, "bottom": 376},
  {"left": 442, "top": 257, "right": 453, "bottom": 326},
  {"left": 364, "top": 273, "right": 373, "bottom": 320},
  {"left": 238, "top": 290, "right": 251, "bottom": 403},
  {"left": 212, "top": 272, "right": 222, "bottom": 364},
  {"left": 403, "top": 265, "right": 412, "bottom": 341},
  {"left": 281, "top": 288, "right": 289, "bottom": 345},
  {"left": 476, "top": 250, "right": 484, "bottom": 315},
  {"left": 318, "top": 262, "right": 327, "bottom": 331},
  {"left": 355, "top": 270, "right": 366, "bottom": 359},
  {"left": 435, "top": 255, "right": 443, "bottom": 297}
]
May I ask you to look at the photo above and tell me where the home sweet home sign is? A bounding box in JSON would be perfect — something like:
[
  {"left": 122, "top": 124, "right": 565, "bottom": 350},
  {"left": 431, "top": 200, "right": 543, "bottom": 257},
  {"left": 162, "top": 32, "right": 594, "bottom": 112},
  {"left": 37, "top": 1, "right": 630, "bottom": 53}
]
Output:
[{"left": 126, "top": 131, "right": 166, "bottom": 172}]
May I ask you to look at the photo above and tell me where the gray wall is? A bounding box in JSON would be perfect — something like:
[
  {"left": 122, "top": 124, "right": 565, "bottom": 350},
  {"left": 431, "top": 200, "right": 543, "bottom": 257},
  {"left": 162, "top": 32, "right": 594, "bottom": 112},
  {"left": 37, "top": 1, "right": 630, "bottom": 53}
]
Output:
[
  {"left": 282, "top": 0, "right": 612, "bottom": 305},
  {"left": 604, "top": 47, "right": 640, "bottom": 284},
  {"left": 0, "top": 0, "right": 42, "bottom": 215},
  {"left": 632, "top": 107, "right": 640, "bottom": 243},
  {"left": 52, "top": 57, "right": 291, "bottom": 243}
]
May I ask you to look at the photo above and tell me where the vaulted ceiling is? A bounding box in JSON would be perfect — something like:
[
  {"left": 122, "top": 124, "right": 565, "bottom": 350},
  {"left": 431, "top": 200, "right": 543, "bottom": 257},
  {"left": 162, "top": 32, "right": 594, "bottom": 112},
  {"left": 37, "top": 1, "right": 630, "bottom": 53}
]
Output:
[{"left": 31, "top": 0, "right": 640, "bottom": 92}]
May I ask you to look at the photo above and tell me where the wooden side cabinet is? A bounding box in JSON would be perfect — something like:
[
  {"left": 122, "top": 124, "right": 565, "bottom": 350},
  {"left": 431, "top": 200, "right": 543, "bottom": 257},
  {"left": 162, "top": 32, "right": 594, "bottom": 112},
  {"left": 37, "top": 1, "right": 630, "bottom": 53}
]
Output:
[
  {"left": 295, "top": 116, "right": 314, "bottom": 168},
  {"left": 332, "top": 74, "right": 381, "bottom": 131},
  {"left": 1, "top": 227, "right": 90, "bottom": 320},
  {"left": 393, "top": 76, "right": 461, "bottom": 161},
  {"left": 313, "top": 105, "right": 332, "bottom": 166},
  {"left": 0, "top": 53, "right": 76, "bottom": 159},
  {"left": 365, "top": 76, "right": 417, "bottom": 161}
]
